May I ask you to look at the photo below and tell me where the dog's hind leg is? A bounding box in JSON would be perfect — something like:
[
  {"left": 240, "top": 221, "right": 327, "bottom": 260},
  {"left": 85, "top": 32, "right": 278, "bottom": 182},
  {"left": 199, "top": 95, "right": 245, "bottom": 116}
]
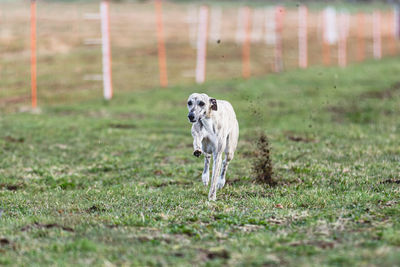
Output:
[
  {"left": 202, "top": 153, "right": 211, "bottom": 186},
  {"left": 217, "top": 131, "right": 238, "bottom": 189},
  {"left": 217, "top": 146, "right": 234, "bottom": 189},
  {"left": 217, "top": 155, "right": 229, "bottom": 189}
]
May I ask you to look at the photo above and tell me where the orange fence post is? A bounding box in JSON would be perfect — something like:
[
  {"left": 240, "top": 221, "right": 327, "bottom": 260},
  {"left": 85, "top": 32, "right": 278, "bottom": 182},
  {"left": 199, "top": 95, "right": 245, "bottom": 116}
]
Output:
[
  {"left": 155, "top": 0, "right": 168, "bottom": 87},
  {"left": 30, "top": 0, "right": 37, "bottom": 108},
  {"left": 356, "top": 13, "right": 365, "bottom": 62},
  {"left": 242, "top": 7, "right": 251, "bottom": 78}
]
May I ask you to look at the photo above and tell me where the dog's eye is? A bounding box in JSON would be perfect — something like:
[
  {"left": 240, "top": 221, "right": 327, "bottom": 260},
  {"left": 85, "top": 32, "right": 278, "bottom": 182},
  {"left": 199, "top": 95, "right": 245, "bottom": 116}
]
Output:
[
  {"left": 188, "top": 101, "right": 192, "bottom": 106},
  {"left": 199, "top": 101, "right": 205, "bottom": 107}
]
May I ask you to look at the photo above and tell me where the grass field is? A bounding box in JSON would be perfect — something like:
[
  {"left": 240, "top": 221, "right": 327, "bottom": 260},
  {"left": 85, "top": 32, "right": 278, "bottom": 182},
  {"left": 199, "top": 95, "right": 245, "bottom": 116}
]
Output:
[{"left": 0, "top": 56, "right": 399, "bottom": 266}]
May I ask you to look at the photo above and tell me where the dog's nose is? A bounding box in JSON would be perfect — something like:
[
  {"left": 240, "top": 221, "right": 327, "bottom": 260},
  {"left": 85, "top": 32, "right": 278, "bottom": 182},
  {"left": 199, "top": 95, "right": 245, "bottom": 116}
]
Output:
[{"left": 188, "top": 113, "right": 195, "bottom": 121}]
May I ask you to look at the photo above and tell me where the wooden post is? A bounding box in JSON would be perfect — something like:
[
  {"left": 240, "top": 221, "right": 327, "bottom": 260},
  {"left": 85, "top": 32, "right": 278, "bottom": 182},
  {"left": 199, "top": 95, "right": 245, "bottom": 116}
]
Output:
[{"left": 155, "top": 0, "right": 168, "bottom": 87}]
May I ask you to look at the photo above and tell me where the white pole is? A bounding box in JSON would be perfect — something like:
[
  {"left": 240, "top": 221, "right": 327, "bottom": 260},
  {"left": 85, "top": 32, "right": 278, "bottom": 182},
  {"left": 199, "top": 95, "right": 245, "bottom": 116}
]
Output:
[
  {"left": 195, "top": 6, "right": 208, "bottom": 84},
  {"left": 324, "top": 7, "right": 338, "bottom": 45},
  {"left": 101, "top": 1, "right": 112, "bottom": 100},
  {"left": 209, "top": 7, "right": 222, "bottom": 43},
  {"left": 373, "top": 11, "right": 382, "bottom": 59},
  {"left": 298, "top": 6, "right": 308, "bottom": 68}
]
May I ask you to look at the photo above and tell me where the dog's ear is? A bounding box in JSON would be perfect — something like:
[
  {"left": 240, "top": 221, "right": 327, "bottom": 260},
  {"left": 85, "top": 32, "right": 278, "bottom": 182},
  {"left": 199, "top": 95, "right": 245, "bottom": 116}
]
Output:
[{"left": 209, "top": 98, "right": 217, "bottom": 111}]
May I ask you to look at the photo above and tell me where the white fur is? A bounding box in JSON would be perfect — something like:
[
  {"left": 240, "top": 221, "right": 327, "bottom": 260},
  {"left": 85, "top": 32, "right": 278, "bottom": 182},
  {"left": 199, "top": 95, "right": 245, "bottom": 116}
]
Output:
[{"left": 187, "top": 93, "right": 239, "bottom": 201}]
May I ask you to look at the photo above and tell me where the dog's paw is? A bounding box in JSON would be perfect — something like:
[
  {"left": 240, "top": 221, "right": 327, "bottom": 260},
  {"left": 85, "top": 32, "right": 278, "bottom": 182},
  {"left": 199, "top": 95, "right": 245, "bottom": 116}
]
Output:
[
  {"left": 208, "top": 194, "right": 217, "bottom": 201},
  {"left": 202, "top": 174, "right": 209, "bottom": 186},
  {"left": 193, "top": 150, "right": 202, "bottom": 157},
  {"left": 217, "top": 179, "right": 225, "bottom": 189},
  {"left": 208, "top": 189, "right": 217, "bottom": 201}
]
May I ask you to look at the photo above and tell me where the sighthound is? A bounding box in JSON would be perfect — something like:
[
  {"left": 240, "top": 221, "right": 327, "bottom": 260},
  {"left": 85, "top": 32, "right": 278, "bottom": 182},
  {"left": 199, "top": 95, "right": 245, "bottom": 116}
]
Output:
[{"left": 187, "top": 93, "right": 239, "bottom": 201}]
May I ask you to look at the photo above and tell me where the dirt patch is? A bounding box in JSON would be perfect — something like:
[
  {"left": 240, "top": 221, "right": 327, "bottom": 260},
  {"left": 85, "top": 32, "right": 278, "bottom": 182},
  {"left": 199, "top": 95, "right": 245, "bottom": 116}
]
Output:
[
  {"left": 252, "top": 133, "right": 276, "bottom": 186},
  {"left": 108, "top": 123, "right": 137, "bottom": 129},
  {"left": 87, "top": 205, "right": 106, "bottom": 213},
  {"left": 287, "top": 135, "right": 316, "bottom": 143},
  {"left": 0, "top": 183, "right": 24, "bottom": 191},
  {"left": 0, "top": 238, "right": 10, "bottom": 246},
  {"left": 200, "top": 248, "right": 230, "bottom": 260},
  {"left": 4, "top": 136, "right": 24, "bottom": 143},
  {"left": 380, "top": 179, "right": 400, "bottom": 184},
  {"left": 21, "top": 222, "right": 74, "bottom": 232},
  {"left": 360, "top": 82, "right": 400, "bottom": 99}
]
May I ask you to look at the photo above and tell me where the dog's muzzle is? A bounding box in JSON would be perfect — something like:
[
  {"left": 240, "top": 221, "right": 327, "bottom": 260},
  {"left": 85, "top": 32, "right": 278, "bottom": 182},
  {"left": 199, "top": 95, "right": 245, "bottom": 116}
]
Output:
[{"left": 188, "top": 113, "right": 196, "bottom": 123}]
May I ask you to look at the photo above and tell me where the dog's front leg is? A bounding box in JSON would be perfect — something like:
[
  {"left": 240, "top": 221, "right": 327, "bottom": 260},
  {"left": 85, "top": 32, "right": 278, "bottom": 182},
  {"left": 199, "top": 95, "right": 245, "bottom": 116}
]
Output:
[
  {"left": 202, "top": 154, "right": 211, "bottom": 186},
  {"left": 191, "top": 127, "right": 203, "bottom": 157},
  {"left": 208, "top": 151, "right": 223, "bottom": 201}
]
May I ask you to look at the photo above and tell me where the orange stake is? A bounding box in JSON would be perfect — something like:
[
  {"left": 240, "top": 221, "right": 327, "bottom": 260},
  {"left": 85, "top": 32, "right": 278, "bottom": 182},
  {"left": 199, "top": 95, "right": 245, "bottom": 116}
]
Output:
[
  {"left": 155, "top": 0, "right": 168, "bottom": 87},
  {"left": 356, "top": 13, "right": 365, "bottom": 62},
  {"left": 242, "top": 7, "right": 251, "bottom": 78},
  {"left": 30, "top": 0, "right": 37, "bottom": 108}
]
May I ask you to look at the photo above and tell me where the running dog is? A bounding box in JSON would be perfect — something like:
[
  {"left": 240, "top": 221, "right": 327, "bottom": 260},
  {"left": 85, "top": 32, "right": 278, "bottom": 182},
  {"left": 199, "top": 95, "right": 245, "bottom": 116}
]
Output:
[{"left": 187, "top": 93, "right": 239, "bottom": 201}]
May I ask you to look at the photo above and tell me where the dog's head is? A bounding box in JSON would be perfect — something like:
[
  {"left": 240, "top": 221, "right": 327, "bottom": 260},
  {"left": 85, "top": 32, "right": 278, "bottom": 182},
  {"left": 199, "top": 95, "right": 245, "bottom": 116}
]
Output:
[{"left": 187, "top": 93, "right": 217, "bottom": 123}]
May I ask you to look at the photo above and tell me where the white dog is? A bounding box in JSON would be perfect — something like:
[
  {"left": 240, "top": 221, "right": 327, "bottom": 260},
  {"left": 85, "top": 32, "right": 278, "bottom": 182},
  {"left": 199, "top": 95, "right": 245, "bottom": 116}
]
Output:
[{"left": 187, "top": 93, "right": 239, "bottom": 201}]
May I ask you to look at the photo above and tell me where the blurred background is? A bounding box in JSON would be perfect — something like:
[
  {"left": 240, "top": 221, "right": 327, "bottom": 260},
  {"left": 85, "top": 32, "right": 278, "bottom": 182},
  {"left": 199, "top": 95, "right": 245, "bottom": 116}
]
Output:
[{"left": 0, "top": 0, "right": 399, "bottom": 108}]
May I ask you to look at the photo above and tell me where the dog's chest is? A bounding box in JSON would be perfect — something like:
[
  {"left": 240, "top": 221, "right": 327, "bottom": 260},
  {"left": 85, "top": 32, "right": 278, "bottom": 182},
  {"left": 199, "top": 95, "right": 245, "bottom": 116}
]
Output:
[
  {"left": 201, "top": 136, "right": 215, "bottom": 154},
  {"left": 199, "top": 119, "right": 217, "bottom": 154}
]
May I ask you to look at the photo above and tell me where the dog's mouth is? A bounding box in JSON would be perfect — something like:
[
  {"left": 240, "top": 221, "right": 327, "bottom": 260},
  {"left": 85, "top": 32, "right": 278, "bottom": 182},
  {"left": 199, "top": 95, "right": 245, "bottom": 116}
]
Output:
[{"left": 189, "top": 118, "right": 196, "bottom": 123}]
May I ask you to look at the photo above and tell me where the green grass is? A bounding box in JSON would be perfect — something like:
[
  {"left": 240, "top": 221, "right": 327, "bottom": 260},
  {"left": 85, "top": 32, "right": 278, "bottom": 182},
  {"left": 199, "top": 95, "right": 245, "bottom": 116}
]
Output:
[{"left": 1, "top": 57, "right": 400, "bottom": 266}]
